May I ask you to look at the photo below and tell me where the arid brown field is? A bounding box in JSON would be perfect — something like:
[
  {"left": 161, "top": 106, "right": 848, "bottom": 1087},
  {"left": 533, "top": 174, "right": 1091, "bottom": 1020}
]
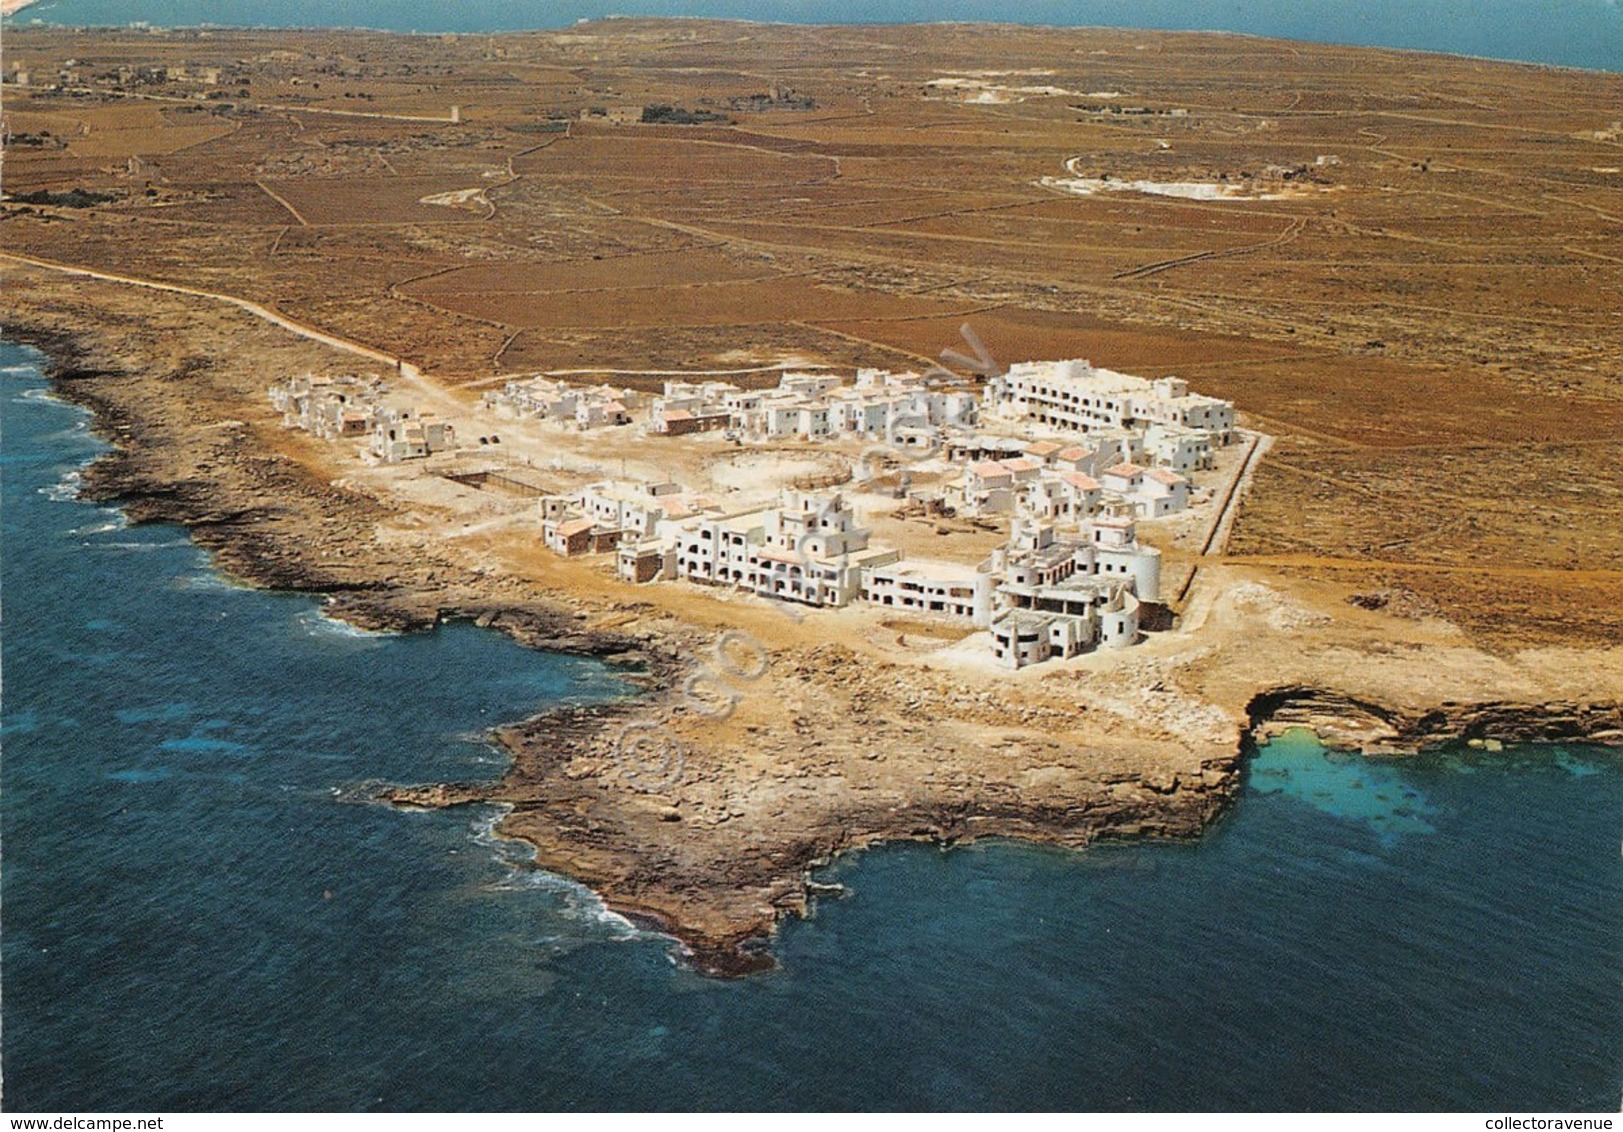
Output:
[{"left": 4, "top": 19, "right": 1620, "bottom": 646}]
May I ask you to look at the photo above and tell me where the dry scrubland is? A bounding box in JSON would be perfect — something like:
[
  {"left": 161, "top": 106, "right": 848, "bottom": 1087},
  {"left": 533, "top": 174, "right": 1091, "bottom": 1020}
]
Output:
[
  {"left": 4, "top": 20, "right": 1620, "bottom": 647},
  {"left": 3, "top": 20, "right": 1622, "bottom": 964}
]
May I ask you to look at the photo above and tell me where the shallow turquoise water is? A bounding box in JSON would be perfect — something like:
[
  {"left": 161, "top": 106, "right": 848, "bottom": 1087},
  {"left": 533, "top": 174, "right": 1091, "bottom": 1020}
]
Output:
[
  {"left": 3, "top": 340, "right": 1620, "bottom": 1110},
  {"left": 10, "top": 0, "right": 1621, "bottom": 71}
]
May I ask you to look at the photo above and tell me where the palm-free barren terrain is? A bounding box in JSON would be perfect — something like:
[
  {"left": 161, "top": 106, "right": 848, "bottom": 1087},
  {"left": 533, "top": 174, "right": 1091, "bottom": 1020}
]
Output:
[{"left": 3, "top": 20, "right": 1621, "bottom": 970}]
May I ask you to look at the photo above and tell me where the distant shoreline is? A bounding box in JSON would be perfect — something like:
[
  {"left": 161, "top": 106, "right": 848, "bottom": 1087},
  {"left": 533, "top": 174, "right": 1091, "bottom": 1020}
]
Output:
[{"left": 6, "top": 6, "right": 1616, "bottom": 73}]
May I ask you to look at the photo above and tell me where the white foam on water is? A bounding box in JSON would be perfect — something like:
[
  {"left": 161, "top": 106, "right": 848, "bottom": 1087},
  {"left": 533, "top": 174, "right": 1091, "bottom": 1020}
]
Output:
[
  {"left": 294, "top": 607, "right": 394, "bottom": 642},
  {"left": 470, "top": 805, "right": 643, "bottom": 939},
  {"left": 38, "top": 470, "right": 82, "bottom": 502},
  {"left": 90, "top": 539, "right": 193, "bottom": 552},
  {"left": 171, "top": 570, "right": 246, "bottom": 592},
  {"left": 69, "top": 519, "right": 126, "bottom": 536}
]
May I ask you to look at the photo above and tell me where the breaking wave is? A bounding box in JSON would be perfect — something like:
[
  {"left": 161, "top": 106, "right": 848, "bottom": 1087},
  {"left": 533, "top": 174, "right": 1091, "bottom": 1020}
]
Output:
[{"left": 470, "top": 805, "right": 642, "bottom": 939}]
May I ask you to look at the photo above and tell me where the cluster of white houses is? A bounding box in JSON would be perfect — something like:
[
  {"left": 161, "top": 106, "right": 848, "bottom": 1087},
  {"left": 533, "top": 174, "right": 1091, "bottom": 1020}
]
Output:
[
  {"left": 642, "top": 360, "right": 1236, "bottom": 522},
  {"left": 272, "top": 357, "right": 1239, "bottom": 668},
  {"left": 950, "top": 442, "right": 1192, "bottom": 522},
  {"left": 538, "top": 478, "right": 1162, "bottom": 668},
  {"left": 483, "top": 377, "right": 633, "bottom": 430},
  {"left": 270, "top": 374, "right": 456, "bottom": 463},
  {"left": 522, "top": 357, "right": 1241, "bottom": 667},
  {"left": 644, "top": 359, "right": 1233, "bottom": 461},
  {"left": 650, "top": 369, "right": 978, "bottom": 441}
]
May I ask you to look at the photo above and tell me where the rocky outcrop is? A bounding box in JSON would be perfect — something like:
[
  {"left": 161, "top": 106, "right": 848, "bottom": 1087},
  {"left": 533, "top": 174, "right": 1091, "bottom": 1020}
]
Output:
[{"left": 1245, "top": 686, "right": 1623, "bottom": 753}]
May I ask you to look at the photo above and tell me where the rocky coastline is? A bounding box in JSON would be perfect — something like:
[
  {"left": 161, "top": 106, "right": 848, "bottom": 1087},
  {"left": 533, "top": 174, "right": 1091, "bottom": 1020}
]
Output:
[{"left": 5, "top": 277, "right": 1619, "bottom": 976}]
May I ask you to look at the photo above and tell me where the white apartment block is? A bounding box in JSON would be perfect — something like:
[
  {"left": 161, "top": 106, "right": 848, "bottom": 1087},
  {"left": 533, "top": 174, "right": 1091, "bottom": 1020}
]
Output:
[
  {"left": 1024, "top": 471, "right": 1102, "bottom": 524},
  {"left": 651, "top": 381, "right": 732, "bottom": 435},
  {"left": 1143, "top": 422, "right": 1215, "bottom": 473},
  {"left": 1100, "top": 463, "right": 1191, "bottom": 519},
  {"left": 661, "top": 490, "right": 900, "bottom": 608},
  {"left": 854, "top": 509, "right": 1161, "bottom": 661},
  {"left": 985, "top": 360, "right": 1235, "bottom": 446},
  {"left": 484, "top": 377, "right": 577, "bottom": 420},
  {"left": 862, "top": 559, "right": 996, "bottom": 626},
  {"left": 597, "top": 473, "right": 1165, "bottom": 665},
  {"left": 984, "top": 512, "right": 1156, "bottom": 668},
  {"left": 990, "top": 585, "right": 1140, "bottom": 669},
  {"left": 577, "top": 479, "right": 691, "bottom": 538}
]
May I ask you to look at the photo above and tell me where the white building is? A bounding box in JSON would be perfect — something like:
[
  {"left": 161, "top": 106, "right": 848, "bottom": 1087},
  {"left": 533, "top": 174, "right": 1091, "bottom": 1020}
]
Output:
[
  {"left": 577, "top": 479, "right": 689, "bottom": 538},
  {"left": 542, "top": 480, "right": 721, "bottom": 563},
  {"left": 1143, "top": 422, "right": 1215, "bottom": 473},
  {"left": 989, "top": 582, "right": 1140, "bottom": 669},
  {"left": 485, "top": 377, "right": 577, "bottom": 420},
  {"left": 269, "top": 374, "right": 381, "bottom": 439},
  {"left": 980, "top": 509, "right": 1160, "bottom": 667},
  {"left": 484, "top": 377, "right": 632, "bottom": 429},
  {"left": 861, "top": 559, "right": 996, "bottom": 626},
  {"left": 575, "top": 394, "right": 630, "bottom": 429},
  {"left": 667, "top": 490, "right": 898, "bottom": 608},
  {"left": 1101, "top": 462, "right": 1191, "bottom": 518},
  {"left": 647, "top": 368, "right": 978, "bottom": 447},
  {"left": 651, "top": 381, "right": 732, "bottom": 435},
  {"left": 370, "top": 407, "right": 455, "bottom": 463},
  {"left": 985, "top": 359, "right": 1235, "bottom": 445},
  {"left": 1024, "top": 471, "right": 1102, "bottom": 523}
]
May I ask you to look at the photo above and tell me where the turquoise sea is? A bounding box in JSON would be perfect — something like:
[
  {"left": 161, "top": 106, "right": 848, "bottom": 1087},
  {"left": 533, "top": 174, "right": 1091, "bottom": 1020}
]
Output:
[
  {"left": 2, "top": 338, "right": 1620, "bottom": 1110},
  {"left": 8, "top": 0, "right": 1623, "bottom": 71}
]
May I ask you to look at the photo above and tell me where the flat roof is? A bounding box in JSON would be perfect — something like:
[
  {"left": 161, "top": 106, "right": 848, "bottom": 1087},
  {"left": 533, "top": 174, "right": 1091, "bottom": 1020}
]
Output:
[{"left": 869, "top": 557, "right": 982, "bottom": 583}]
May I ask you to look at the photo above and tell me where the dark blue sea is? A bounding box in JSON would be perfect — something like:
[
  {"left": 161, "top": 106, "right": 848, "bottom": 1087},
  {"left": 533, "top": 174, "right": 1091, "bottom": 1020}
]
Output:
[
  {"left": 2, "top": 338, "right": 1620, "bottom": 1111},
  {"left": 8, "top": 0, "right": 1622, "bottom": 71}
]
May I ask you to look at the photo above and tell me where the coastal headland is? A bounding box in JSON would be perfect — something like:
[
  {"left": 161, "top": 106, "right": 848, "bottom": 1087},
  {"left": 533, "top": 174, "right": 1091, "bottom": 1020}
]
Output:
[{"left": 3, "top": 21, "right": 1621, "bottom": 972}]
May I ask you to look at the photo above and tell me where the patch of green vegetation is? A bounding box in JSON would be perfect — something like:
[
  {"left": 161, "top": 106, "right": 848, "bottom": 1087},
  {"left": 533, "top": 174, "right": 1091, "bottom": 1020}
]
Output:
[
  {"left": 640, "top": 105, "right": 733, "bottom": 125},
  {"left": 8, "top": 188, "right": 119, "bottom": 209}
]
